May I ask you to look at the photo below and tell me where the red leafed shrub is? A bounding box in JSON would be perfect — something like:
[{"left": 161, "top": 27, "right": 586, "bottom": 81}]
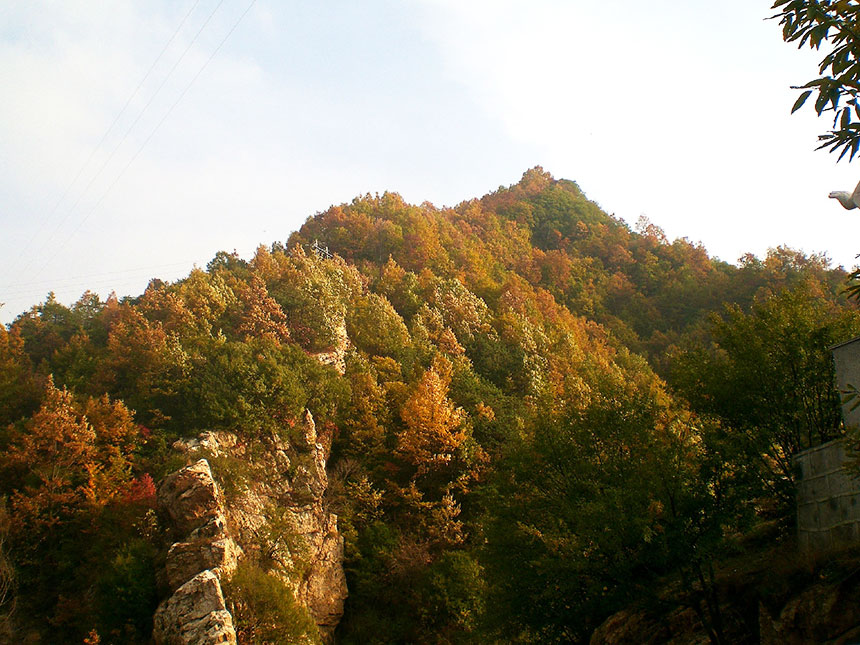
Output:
[{"left": 125, "top": 474, "right": 156, "bottom": 507}]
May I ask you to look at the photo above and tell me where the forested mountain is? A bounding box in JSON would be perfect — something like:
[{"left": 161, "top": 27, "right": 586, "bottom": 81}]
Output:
[{"left": 2, "top": 168, "right": 858, "bottom": 643}]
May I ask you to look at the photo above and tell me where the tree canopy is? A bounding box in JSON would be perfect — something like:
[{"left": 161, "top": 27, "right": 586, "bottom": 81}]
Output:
[
  {"left": 2, "top": 168, "right": 858, "bottom": 643},
  {"left": 774, "top": 0, "right": 860, "bottom": 159}
]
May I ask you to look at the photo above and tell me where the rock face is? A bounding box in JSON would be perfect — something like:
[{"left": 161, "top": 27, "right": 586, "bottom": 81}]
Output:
[
  {"left": 214, "top": 413, "right": 347, "bottom": 641},
  {"left": 759, "top": 577, "right": 860, "bottom": 644},
  {"left": 589, "top": 607, "right": 708, "bottom": 645},
  {"left": 153, "top": 459, "right": 240, "bottom": 645},
  {"left": 310, "top": 320, "right": 349, "bottom": 376},
  {"left": 159, "top": 459, "right": 231, "bottom": 539},
  {"left": 156, "top": 413, "right": 347, "bottom": 642},
  {"left": 591, "top": 569, "right": 860, "bottom": 645},
  {"left": 153, "top": 570, "right": 237, "bottom": 645},
  {"left": 165, "top": 531, "right": 242, "bottom": 592}
]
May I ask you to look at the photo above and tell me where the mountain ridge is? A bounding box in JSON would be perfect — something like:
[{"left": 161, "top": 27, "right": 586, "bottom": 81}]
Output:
[{"left": 1, "top": 167, "right": 858, "bottom": 643}]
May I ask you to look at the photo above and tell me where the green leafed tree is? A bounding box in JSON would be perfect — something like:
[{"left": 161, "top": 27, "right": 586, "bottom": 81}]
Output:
[
  {"left": 773, "top": 0, "right": 860, "bottom": 159},
  {"left": 669, "top": 281, "right": 860, "bottom": 509}
]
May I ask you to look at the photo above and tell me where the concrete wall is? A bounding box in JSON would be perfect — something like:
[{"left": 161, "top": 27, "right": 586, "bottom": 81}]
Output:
[
  {"left": 795, "top": 438, "right": 860, "bottom": 552},
  {"left": 831, "top": 336, "right": 860, "bottom": 430}
]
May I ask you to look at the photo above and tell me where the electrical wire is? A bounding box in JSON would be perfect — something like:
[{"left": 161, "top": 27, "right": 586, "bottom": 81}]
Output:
[
  {"left": 1, "top": 261, "right": 192, "bottom": 295},
  {"left": 8, "top": 0, "right": 203, "bottom": 279},
  {"left": 1, "top": 262, "right": 207, "bottom": 321},
  {"left": 52, "top": 0, "right": 259, "bottom": 263},
  {"left": 17, "top": 0, "right": 227, "bottom": 283},
  {"left": 16, "top": 0, "right": 258, "bottom": 302}
]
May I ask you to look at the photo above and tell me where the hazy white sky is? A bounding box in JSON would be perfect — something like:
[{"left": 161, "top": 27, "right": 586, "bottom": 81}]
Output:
[{"left": 1, "top": 0, "right": 857, "bottom": 324}]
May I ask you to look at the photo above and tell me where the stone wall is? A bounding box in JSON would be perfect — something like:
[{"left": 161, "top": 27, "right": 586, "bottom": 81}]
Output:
[{"left": 795, "top": 438, "right": 860, "bottom": 551}]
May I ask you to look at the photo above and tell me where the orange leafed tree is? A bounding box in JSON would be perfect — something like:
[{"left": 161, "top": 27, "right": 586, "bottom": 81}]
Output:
[
  {"left": 0, "top": 325, "right": 42, "bottom": 425},
  {"left": 2, "top": 380, "right": 145, "bottom": 639},
  {"left": 397, "top": 355, "right": 466, "bottom": 473},
  {"left": 236, "top": 274, "right": 291, "bottom": 343},
  {"left": 6, "top": 380, "right": 138, "bottom": 536}
]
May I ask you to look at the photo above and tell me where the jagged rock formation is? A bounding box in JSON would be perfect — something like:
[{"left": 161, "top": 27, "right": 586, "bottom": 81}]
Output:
[
  {"left": 155, "top": 415, "right": 347, "bottom": 643},
  {"left": 153, "top": 459, "right": 240, "bottom": 645},
  {"left": 153, "top": 571, "right": 237, "bottom": 645},
  {"left": 589, "top": 607, "right": 707, "bottom": 645}
]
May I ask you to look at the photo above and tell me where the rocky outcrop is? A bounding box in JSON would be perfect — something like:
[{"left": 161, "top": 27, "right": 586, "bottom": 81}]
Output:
[
  {"left": 759, "top": 576, "right": 860, "bottom": 644},
  {"left": 153, "top": 570, "right": 236, "bottom": 645},
  {"left": 172, "top": 430, "right": 237, "bottom": 459},
  {"left": 217, "top": 414, "right": 346, "bottom": 641},
  {"left": 310, "top": 320, "right": 349, "bottom": 376},
  {"left": 153, "top": 460, "right": 240, "bottom": 644},
  {"left": 165, "top": 530, "right": 242, "bottom": 591},
  {"left": 159, "top": 459, "right": 231, "bottom": 538},
  {"left": 591, "top": 566, "right": 860, "bottom": 645},
  {"left": 159, "top": 412, "right": 347, "bottom": 642},
  {"left": 589, "top": 606, "right": 708, "bottom": 645}
]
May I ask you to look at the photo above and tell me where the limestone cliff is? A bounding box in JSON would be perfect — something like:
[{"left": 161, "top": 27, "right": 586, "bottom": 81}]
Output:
[
  {"left": 153, "top": 414, "right": 347, "bottom": 643},
  {"left": 154, "top": 570, "right": 238, "bottom": 645}
]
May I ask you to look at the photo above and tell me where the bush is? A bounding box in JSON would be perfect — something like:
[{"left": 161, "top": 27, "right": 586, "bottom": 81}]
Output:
[
  {"left": 224, "top": 561, "right": 320, "bottom": 644},
  {"left": 95, "top": 539, "right": 158, "bottom": 640},
  {"left": 182, "top": 338, "right": 347, "bottom": 437}
]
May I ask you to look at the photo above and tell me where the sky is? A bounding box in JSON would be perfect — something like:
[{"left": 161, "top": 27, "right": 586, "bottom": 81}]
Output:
[{"left": 1, "top": 0, "right": 858, "bottom": 324}]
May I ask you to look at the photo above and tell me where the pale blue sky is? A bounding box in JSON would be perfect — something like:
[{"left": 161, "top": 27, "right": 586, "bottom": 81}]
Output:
[{"left": 1, "top": 1, "right": 856, "bottom": 324}]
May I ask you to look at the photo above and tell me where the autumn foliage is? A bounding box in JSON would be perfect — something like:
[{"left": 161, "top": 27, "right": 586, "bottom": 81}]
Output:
[
  {"left": 1, "top": 168, "right": 858, "bottom": 642},
  {"left": 397, "top": 356, "right": 466, "bottom": 472}
]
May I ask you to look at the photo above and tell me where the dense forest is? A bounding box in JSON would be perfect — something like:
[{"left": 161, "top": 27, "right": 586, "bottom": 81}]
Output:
[{"left": 2, "top": 167, "right": 860, "bottom": 643}]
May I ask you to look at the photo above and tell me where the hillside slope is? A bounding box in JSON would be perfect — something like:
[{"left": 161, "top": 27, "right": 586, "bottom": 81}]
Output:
[{"left": 1, "top": 168, "right": 858, "bottom": 643}]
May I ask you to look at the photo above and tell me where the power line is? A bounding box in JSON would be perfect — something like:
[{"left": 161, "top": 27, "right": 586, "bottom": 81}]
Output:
[
  {"left": 17, "top": 0, "right": 227, "bottom": 284},
  {"left": 1, "top": 263, "right": 205, "bottom": 317},
  {"left": 39, "top": 0, "right": 260, "bottom": 277},
  {"left": 8, "top": 0, "right": 203, "bottom": 279},
  {"left": 6, "top": 275, "right": 171, "bottom": 299},
  {"left": 0, "top": 261, "right": 192, "bottom": 293}
]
